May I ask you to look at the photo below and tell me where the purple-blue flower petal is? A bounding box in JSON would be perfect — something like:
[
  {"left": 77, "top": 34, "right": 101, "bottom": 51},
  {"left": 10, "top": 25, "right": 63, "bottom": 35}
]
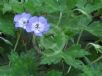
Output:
[
  {"left": 14, "top": 14, "right": 21, "bottom": 22},
  {"left": 34, "top": 32, "right": 43, "bottom": 36},
  {"left": 21, "top": 13, "right": 31, "bottom": 19},
  {"left": 44, "top": 24, "right": 50, "bottom": 32},
  {"left": 39, "top": 16, "right": 48, "bottom": 25},
  {"left": 28, "top": 16, "right": 50, "bottom": 36},
  {"left": 28, "top": 16, "right": 39, "bottom": 23},
  {"left": 25, "top": 23, "right": 32, "bottom": 32},
  {"left": 15, "top": 23, "right": 20, "bottom": 28},
  {"left": 14, "top": 12, "right": 31, "bottom": 30},
  {"left": 14, "top": 13, "right": 50, "bottom": 36}
]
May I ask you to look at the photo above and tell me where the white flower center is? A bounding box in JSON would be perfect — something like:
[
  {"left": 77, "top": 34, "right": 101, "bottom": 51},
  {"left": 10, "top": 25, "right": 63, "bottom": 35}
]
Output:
[
  {"left": 19, "top": 18, "right": 28, "bottom": 29},
  {"left": 35, "top": 24, "right": 40, "bottom": 29},
  {"left": 32, "top": 22, "right": 45, "bottom": 33}
]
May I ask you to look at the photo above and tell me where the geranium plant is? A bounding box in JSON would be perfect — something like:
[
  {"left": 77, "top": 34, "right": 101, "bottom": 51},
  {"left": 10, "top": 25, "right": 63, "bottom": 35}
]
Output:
[{"left": 0, "top": 0, "right": 102, "bottom": 76}]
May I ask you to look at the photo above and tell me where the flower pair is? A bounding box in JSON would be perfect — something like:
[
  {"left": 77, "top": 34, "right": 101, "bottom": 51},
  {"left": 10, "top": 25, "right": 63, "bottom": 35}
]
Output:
[{"left": 14, "top": 13, "right": 50, "bottom": 36}]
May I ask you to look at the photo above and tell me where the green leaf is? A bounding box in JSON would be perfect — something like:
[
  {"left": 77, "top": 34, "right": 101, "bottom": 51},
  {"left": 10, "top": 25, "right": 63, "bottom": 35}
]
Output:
[
  {"left": 61, "top": 45, "right": 89, "bottom": 69},
  {"left": 11, "top": 3, "right": 24, "bottom": 13},
  {"left": 45, "top": 70, "right": 62, "bottom": 76},
  {"left": 9, "top": 0, "right": 19, "bottom": 3},
  {"left": 62, "top": 52, "right": 84, "bottom": 69},
  {"left": 39, "top": 25, "right": 65, "bottom": 64},
  {"left": 65, "top": 45, "right": 90, "bottom": 58},
  {"left": 43, "top": 0, "right": 61, "bottom": 13},
  {"left": 66, "top": 0, "right": 77, "bottom": 10},
  {"left": 2, "top": 3, "right": 12, "bottom": 14},
  {"left": 85, "top": 2, "right": 102, "bottom": 14},
  {"left": 40, "top": 25, "right": 66, "bottom": 51},
  {"left": 79, "top": 62, "right": 102, "bottom": 76},
  {"left": 0, "top": 37, "right": 13, "bottom": 46},
  {"left": 76, "top": 0, "right": 102, "bottom": 14},
  {"left": 8, "top": 50, "right": 38, "bottom": 76},
  {"left": 79, "top": 66, "right": 95, "bottom": 76},
  {"left": 40, "top": 51, "right": 62, "bottom": 65},
  {"left": 24, "top": 1, "right": 35, "bottom": 14},
  {"left": 0, "top": 65, "right": 11, "bottom": 76},
  {"left": 0, "top": 13, "right": 15, "bottom": 36},
  {"left": 86, "top": 22, "right": 102, "bottom": 37},
  {"left": 63, "top": 15, "right": 91, "bottom": 36},
  {"left": 88, "top": 43, "right": 102, "bottom": 53}
]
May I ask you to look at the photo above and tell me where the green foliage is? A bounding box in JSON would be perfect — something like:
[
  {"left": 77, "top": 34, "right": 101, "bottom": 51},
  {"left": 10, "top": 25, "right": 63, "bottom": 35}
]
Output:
[
  {"left": 0, "top": 0, "right": 102, "bottom": 76},
  {"left": 65, "top": 45, "right": 90, "bottom": 58},
  {"left": 86, "top": 22, "right": 102, "bottom": 37},
  {"left": 79, "top": 62, "right": 102, "bottom": 76},
  {"left": 40, "top": 44, "right": 89, "bottom": 69},
  {"left": 0, "top": 13, "right": 14, "bottom": 36},
  {"left": 62, "top": 45, "right": 89, "bottom": 69},
  {"left": 45, "top": 70, "right": 62, "bottom": 76},
  {"left": 9, "top": 50, "right": 37, "bottom": 76},
  {"left": 40, "top": 51, "right": 62, "bottom": 65},
  {"left": 0, "top": 50, "right": 38, "bottom": 76},
  {"left": 40, "top": 25, "right": 66, "bottom": 51}
]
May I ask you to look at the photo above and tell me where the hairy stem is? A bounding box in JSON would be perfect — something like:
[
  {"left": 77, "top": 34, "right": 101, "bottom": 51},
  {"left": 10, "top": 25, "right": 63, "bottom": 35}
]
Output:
[
  {"left": 13, "top": 30, "right": 22, "bottom": 52},
  {"left": 32, "top": 35, "right": 42, "bottom": 55},
  {"left": 91, "top": 55, "right": 102, "bottom": 64},
  {"left": 76, "top": 30, "right": 83, "bottom": 45},
  {"left": 67, "top": 66, "right": 72, "bottom": 74},
  {"left": 57, "top": 11, "right": 63, "bottom": 26}
]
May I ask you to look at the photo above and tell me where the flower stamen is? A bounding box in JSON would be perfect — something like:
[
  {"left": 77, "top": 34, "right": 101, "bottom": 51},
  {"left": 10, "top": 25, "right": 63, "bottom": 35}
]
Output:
[{"left": 35, "top": 24, "right": 40, "bottom": 29}]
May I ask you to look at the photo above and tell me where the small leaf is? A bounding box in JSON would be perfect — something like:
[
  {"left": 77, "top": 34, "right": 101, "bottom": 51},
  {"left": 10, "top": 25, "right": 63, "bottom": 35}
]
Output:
[
  {"left": 40, "top": 25, "right": 66, "bottom": 51},
  {"left": 88, "top": 43, "right": 102, "bottom": 53},
  {"left": 0, "top": 37, "right": 13, "bottom": 46},
  {"left": 3, "top": 3, "right": 12, "bottom": 13}
]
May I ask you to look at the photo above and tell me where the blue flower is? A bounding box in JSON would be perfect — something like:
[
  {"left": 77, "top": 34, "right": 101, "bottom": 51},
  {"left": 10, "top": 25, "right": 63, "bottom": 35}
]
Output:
[
  {"left": 27, "top": 16, "right": 50, "bottom": 36},
  {"left": 14, "top": 12, "right": 31, "bottom": 32}
]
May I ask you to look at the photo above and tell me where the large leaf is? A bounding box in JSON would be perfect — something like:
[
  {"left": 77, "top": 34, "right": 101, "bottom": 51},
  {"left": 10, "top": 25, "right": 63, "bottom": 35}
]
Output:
[
  {"left": 79, "top": 63, "right": 102, "bottom": 76},
  {"left": 76, "top": 0, "right": 102, "bottom": 14},
  {"left": 42, "top": 0, "right": 61, "bottom": 13},
  {"left": 40, "top": 25, "right": 66, "bottom": 51},
  {"left": 65, "top": 45, "right": 90, "bottom": 58},
  {"left": 62, "top": 52, "right": 84, "bottom": 69},
  {"left": 86, "top": 22, "right": 102, "bottom": 37},
  {"left": 62, "top": 45, "right": 89, "bottom": 69},
  {"left": 63, "top": 15, "right": 91, "bottom": 37},
  {"left": 40, "top": 50, "right": 62, "bottom": 65},
  {"left": 2, "top": 3, "right": 12, "bottom": 13},
  {"left": 8, "top": 49, "right": 38, "bottom": 76},
  {"left": 0, "top": 13, "right": 15, "bottom": 36}
]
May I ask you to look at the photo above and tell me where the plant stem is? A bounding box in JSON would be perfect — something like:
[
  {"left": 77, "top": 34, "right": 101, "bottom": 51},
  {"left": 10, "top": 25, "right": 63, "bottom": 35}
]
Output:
[
  {"left": 84, "top": 56, "right": 92, "bottom": 67},
  {"left": 13, "top": 30, "right": 22, "bottom": 52},
  {"left": 76, "top": 30, "right": 83, "bottom": 45},
  {"left": 67, "top": 66, "right": 72, "bottom": 74},
  {"left": 57, "top": 11, "right": 63, "bottom": 26},
  {"left": 32, "top": 35, "right": 42, "bottom": 55},
  {"left": 91, "top": 55, "right": 102, "bottom": 64}
]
